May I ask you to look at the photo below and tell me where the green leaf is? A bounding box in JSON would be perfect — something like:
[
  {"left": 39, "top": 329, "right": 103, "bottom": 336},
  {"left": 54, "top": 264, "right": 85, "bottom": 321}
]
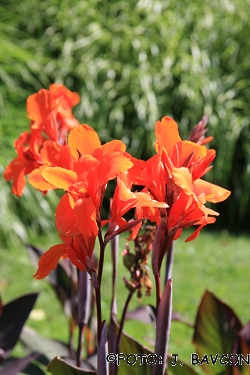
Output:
[
  {"left": 193, "top": 290, "right": 242, "bottom": 375},
  {"left": 47, "top": 357, "right": 96, "bottom": 375},
  {"left": 117, "top": 329, "right": 167, "bottom": 375},
  {"left": 167, "top": 356, "right": 200, "bottom": 375}
]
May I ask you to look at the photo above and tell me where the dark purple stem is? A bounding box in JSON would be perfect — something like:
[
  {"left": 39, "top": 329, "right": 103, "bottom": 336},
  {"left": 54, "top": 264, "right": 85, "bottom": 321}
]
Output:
[
  {"left": 95, "top": 283, "right": 102, "bottom": 344},
  {"left": 155, "top": 273, "right": 161, "bottom": 318},
  {"left": 97, "top": 228, "right": 106, "bottom": 288},
  {"left": 165, "top": 240, "right": 175, "bottom": 284},
  {"left": 76, "top": 323, "right": 84, "bottom": 367},
  {"left": 116, "top": 291, "right": 134, "bottom": 355}
]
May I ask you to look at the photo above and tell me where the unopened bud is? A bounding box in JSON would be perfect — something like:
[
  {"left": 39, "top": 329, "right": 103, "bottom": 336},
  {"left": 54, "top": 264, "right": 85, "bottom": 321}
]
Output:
[{"left": 123, "top": 253, "right": 136, "bottom": 270}]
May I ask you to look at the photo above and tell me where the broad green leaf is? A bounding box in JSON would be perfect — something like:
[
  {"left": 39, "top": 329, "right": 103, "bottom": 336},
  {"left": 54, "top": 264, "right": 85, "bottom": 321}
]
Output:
[
  {"left": 193, "top": 290, "right": 242, "bottom": 375},
  {"left": 47, "top": 357, "right": 96, "bottom": 375},
  {"left": 167, "top": 356, "right": 200, "bottom": 375},
  {"left": 115, "top": 329, "right": 167, "bottom": 375}
]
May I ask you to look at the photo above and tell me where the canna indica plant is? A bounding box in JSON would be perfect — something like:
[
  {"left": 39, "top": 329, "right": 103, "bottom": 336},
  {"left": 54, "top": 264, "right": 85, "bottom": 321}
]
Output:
[{"left": 3, "top": 84, "right": 231, "bottom": 375}]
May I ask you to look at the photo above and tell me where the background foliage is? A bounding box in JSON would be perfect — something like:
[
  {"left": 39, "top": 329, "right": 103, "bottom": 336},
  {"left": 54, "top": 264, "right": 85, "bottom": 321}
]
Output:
[{"left": 1, "top": 0, "right": 250, "bottom": 244}]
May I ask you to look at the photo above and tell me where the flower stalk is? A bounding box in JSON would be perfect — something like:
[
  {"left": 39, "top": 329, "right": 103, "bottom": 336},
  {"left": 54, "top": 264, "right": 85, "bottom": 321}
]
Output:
[{"left": 4, "top": 84, "right": 232, "bottom": 372}]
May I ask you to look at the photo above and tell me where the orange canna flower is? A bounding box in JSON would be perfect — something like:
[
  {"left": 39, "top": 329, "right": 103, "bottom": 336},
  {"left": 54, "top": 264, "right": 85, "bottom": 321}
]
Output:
[
  {"left": 33, "top": 232, "right": 96, "bottom": 279},
  {"left": 126, "top": 116, "right": 230, "bottom": 242},
  {"left": 33, "top": 125, "right": 134, "bottom": 279},
  {"left": 4, "top": 130, "right": 45, "bottom": 196},
  {"left": 104, "top": 177, "right": 168, "bottom": 238},
  {"left": 4, "top": 84, "right": 80, "bottom": 196},
  {"left": 40, "top": 125, "right": 133, "bottom": 240},
  {"left": 27, "top": 84, "right": 80, "bottom": 144}
]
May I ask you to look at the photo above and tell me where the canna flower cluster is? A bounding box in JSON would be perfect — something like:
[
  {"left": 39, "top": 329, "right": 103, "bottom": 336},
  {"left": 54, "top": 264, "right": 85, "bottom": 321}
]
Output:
[
  {"left": 4, "top": 84, "right": 230, "bottom": 280},
  {"left": 4, "top": 84, "right": 80, "bottom": 196}
]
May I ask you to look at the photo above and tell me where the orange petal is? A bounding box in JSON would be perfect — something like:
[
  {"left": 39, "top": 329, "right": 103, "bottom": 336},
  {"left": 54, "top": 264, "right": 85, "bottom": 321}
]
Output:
[
  {"left": 185, "top": 217, "right": 216, "bottom": 242},
  {"left": 135, "top": 191, "right": 168, "bottom": 208},
  {"left": 178, "top": 140, "right": 208, "bottom": 166},
  {"left": 101, "top": 140, "right": 126, "bottom": 155},
  {"left": 40, "top": 141, "right": 75, "bottom": 169},
  {"left": 4, "top": 159, "right": 27, "bottom": 196},
  {"left": 26, "top": 89, "right": 51, "bottom": 125},
  {"left": 33, "top": 244, "right": 67, "bottom": 279},
  {"left": 56, "top": 194, "right": 80, "bottom": 236},
  {"left": 112, "top": 178, "right": 139, "bottom": 218},
  {"left": 28, "top": 167, "right": 57, "bottom": 191},
  {"left": 50, "top": 84, "right": 80, "bottom": 108},
  {"left": 172, "top": 167, "right": 193, "bottom": 195},
  {"left": 154, "top": 116, "right": 181, "bottom": 156},
  {"left": 68, "top": 124, "right": 101, "bottom": 159},
  {"left": 193, "top": 179, "right": 231, "bottom": 203},
  {"left": 12, "top": 169, "right": 26, "bottom": 196},
  {"left": 42, "top": 167, "right": 77, "bottom": 190},
  {"left": 99, "top": 152, "right": 133, "bottom": 185},
  {"left": 74, "top": 197, "right": 98, "bottom": 237}
]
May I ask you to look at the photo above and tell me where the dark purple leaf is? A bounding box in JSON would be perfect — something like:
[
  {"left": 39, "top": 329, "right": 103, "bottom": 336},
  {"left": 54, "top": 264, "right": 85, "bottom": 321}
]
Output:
[
  {"left": 152, "top": 219, "right": 171, "bottom": 276},
  {"left": 125, "top": 304, "right": 192, "bottom": 329},
  {"left": 153, "top": 279, "right": 172, "bottom": 375},
  {"left": 0, "top": 296, "right": 3, "bottom": 318},
  {"left": 97, "top": 322, "right": 108, "bottom": 375},
  {"left": 109, "top": 233, "right": 118, "bottom": 375},
  {"left": 78, "top": 270, "right": 91, "bottom": 326},
  {"left": 231, "top": 322, "right": 250, "bottom": 375},
  {"left": 171, "top": 312, "right": 193, "bottom": 327},
  {"left": 193, "top": 290, "right": 242, "bottom": 375},
  {"left": 108, "top": 316, "right": 117, "bottom": 375},
  {"left": 111, "top": 233, "right": 118, "bottom": 285},
  {"left": 26, "top": 245, "right": 77, "bottom": 319},
  {"left": 0, "top": 353, "right": 42, "bottom": 375},
  {"left": 20, "top": 326, "right": 70, "bottom": 360},
  {"left": 125, "top": 305, "right": 156, "bottom": 327},
  {"left": 0, "top": 293, "right": 39, "bottom": 358},
  {"left": 239, "top": 321, "right": 250, "bottom": 346}
]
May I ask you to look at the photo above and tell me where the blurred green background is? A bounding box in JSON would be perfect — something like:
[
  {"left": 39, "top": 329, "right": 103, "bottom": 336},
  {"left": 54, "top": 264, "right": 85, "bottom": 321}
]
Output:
[
  {"left": 1, "top": 0, "right": 250, "bottom": 364},
  {"left": 1, "top": 0, "right": 250, "bottom": 245}
]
